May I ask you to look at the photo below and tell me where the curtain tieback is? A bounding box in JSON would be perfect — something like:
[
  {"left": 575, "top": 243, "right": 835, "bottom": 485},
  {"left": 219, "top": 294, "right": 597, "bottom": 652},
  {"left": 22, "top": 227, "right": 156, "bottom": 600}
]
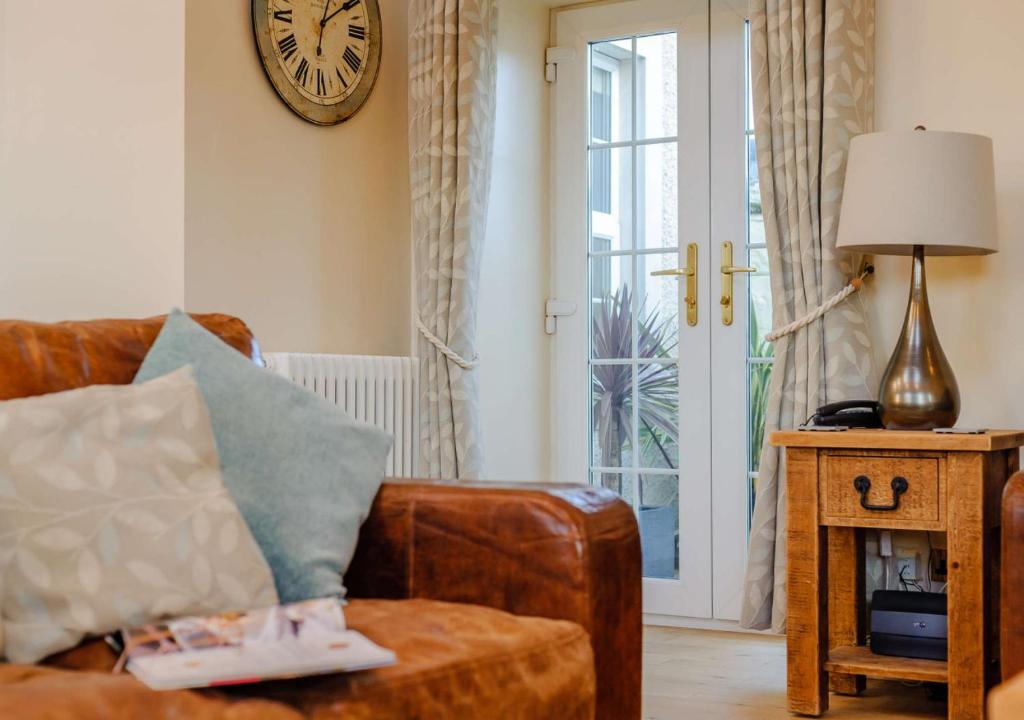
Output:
[
  {"left": 416, "top": 315, "right": 479, "bottom": 370},
  {"left": 765, "top": 266, "right": 875, "bottom": 343}
]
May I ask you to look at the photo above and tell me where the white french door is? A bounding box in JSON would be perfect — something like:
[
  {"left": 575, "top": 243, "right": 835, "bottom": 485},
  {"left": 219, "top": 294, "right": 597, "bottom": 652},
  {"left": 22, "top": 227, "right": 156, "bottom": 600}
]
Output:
[{"left": 552, "top": 0, "right": 752, "bottom": 621}]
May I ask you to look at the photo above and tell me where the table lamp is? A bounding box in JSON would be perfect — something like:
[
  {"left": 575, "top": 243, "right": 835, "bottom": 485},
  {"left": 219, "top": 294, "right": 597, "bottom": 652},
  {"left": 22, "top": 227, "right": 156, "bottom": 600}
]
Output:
[{"left": 836, "top": 129, "right": 999, "bottom": 430}]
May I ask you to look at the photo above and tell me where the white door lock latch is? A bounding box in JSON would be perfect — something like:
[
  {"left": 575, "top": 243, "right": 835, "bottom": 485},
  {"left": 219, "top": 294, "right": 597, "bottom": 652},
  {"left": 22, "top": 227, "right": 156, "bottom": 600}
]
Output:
[{"left": 545, "top": 299, "right": 577, "bottom": 335}]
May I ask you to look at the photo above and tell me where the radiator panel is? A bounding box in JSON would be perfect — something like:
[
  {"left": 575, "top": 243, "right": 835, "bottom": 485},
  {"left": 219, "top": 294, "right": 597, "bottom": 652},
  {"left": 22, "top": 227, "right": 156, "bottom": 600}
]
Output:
[{"left": 263, "top": 353, "right": 419, "bottom": 477}]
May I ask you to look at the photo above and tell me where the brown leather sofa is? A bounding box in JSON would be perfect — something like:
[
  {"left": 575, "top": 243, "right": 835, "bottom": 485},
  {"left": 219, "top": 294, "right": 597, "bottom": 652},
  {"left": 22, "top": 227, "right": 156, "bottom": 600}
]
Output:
[{"left": 0, "top": 314, "right": 642, "bottom": 720}]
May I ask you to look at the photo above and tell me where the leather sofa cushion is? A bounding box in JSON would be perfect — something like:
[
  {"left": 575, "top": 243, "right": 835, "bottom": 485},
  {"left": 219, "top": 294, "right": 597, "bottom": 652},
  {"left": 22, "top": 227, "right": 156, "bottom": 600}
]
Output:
[{"left": 5, "top": 599, "right": 595, "bottom": 720}]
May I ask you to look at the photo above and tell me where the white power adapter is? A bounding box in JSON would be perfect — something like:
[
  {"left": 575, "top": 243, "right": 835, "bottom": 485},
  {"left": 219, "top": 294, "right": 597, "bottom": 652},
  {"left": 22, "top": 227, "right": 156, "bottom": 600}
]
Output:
[{"left": 879, "top": 530, "right": 893, "bottom": 557}]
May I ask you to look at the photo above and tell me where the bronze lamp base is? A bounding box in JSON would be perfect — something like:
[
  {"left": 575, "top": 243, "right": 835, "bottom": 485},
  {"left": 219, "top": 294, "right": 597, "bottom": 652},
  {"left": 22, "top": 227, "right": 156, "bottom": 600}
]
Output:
[{"left": 878, "top": 245, "right": 960, "bottom": 430}]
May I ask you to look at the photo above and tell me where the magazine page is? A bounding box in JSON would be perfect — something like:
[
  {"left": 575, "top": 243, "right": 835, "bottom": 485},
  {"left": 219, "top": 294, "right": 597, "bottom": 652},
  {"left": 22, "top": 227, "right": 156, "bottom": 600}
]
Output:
[{"left": 115, "top": 599, "right": 396, "bottom": 690}]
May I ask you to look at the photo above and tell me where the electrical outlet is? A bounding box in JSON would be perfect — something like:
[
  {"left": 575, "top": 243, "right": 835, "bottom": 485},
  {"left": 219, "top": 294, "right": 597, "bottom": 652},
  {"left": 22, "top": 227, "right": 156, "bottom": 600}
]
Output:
[{"left": 896, "top": 554, "right": 918, "bottom": 583}]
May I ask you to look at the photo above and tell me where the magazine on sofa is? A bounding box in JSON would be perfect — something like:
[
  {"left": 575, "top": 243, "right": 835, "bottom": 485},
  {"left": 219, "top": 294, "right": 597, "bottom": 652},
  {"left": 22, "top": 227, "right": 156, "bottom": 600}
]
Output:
[{"left": 109, "top": 598, "right": 396, "bottom": 690}]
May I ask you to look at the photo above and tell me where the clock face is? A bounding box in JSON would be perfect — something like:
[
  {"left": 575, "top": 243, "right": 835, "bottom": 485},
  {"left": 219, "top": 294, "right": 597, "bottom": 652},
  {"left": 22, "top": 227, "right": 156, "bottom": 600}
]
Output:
[{"left": 252, "top": 0, "right": 382, "bottom": 125}]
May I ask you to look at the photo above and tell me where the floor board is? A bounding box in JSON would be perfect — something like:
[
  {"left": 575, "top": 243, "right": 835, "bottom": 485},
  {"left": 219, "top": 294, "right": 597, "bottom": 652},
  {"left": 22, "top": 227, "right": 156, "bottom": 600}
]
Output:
[{"left": 642, "top": 626, "right": 948, "bottom": 719}]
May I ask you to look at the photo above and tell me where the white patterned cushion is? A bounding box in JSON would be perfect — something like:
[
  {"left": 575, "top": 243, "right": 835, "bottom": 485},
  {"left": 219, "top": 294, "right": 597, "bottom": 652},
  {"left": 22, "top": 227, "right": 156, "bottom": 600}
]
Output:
[{"left": 0, "top": 367, "right": 279, "bottom": 663}]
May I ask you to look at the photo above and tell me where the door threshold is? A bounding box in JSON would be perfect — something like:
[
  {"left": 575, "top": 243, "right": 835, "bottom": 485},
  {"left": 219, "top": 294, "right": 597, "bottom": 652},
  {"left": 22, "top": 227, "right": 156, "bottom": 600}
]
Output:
[{"left": 643, "top": 613, "right": 773, "bottom": 634}]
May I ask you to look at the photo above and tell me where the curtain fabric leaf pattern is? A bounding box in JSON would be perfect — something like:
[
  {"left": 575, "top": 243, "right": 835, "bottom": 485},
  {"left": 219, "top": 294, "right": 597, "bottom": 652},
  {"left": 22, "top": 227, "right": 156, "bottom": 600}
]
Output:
[
  {"left": 741, "top": 0, "right": 877, "bottom": 632},
  {"left": 409, "top": 0, "right": 498, "bottom": 480}
]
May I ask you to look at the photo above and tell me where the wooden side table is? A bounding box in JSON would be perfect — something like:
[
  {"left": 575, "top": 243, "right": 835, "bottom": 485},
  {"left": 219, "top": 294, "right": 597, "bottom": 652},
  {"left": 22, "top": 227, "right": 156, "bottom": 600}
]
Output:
[{"left": 772, "top": 429, "right": 1024, "bottom": 719}]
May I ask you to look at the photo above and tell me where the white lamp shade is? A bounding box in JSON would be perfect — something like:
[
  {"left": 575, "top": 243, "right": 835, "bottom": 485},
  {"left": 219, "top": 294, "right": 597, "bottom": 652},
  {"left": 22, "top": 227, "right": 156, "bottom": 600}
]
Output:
[{"left": 836, "top": 130, "right": 998, "bottom": 256}]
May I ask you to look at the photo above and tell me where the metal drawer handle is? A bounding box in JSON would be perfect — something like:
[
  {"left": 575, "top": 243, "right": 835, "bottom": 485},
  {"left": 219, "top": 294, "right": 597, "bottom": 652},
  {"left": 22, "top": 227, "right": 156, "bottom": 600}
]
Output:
[{"left": 853, "top": 475, "right": 909, "bottom": 512}]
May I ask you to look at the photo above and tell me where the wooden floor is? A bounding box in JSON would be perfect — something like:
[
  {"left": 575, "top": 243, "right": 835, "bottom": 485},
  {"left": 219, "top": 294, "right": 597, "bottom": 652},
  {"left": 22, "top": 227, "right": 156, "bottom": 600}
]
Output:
[{"left": 643, "top": 626, "right": 948, "bottom": 719}]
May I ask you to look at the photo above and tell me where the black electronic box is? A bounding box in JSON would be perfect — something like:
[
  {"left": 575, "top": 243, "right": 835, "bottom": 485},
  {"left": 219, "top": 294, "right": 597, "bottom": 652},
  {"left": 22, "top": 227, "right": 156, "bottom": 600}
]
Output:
[{"left": 870, "top": 590, "right": 948, "bottom": 661}]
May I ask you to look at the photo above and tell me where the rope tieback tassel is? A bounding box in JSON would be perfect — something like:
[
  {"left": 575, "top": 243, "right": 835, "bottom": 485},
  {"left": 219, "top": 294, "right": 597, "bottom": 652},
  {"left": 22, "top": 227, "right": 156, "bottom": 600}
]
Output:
[
  {"left": 416, "top": 315, "right": 479, "bottom": 370},
  {"left": 764, "top": 265, "right": 875, "bottom": 343}
]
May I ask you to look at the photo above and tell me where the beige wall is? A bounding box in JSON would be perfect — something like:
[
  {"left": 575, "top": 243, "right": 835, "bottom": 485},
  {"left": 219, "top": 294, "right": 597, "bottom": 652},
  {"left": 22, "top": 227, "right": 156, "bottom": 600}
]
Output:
[
  {"left": 0, "top": 1, "right": 185, "bottom": 320},
  {"left": 477, "top": 0, "right": 554, "bottom": 481},
  {"left": 184, "top": 0, "right": 410, "bottom": 355},
  {"left": 0, "top": 0, "right": 547, "bottom": 480},
  {"left": 869, "top": 0, "right": 1024, "bottom": 428}
]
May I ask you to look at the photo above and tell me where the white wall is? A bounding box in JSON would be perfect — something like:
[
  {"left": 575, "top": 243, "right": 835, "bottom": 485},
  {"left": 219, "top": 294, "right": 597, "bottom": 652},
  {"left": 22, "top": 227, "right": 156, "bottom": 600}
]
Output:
[
  {"left": 869, "top": 0, "right": 1024, "bottom": 427},
  {"left": 477, "top": 0, "right": 554, "bottom": 481},
  {"left": 184, "top": 0, "right": 411, "bottom": 356},
  {"left": 0, "top": 1, "right": 185, "bottom": 320}
]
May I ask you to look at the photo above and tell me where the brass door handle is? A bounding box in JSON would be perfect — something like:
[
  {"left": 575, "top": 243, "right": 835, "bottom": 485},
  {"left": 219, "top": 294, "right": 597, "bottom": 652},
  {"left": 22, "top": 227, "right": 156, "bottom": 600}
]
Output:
[
  {"left": 720, "top": 242, "right": 755, "bottom": 326},
  {"left": 651, "top": 243, "right": 698, "bottom": 327}
]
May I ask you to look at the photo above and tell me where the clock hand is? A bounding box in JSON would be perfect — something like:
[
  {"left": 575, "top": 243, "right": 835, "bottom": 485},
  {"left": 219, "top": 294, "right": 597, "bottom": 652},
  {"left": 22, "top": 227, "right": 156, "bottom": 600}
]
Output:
[
  {"left": 316, "top": 0, "right": 333, "bottom": 57},
  {"left": 322, "top": 0, "right": 360, "bottom": 26}
]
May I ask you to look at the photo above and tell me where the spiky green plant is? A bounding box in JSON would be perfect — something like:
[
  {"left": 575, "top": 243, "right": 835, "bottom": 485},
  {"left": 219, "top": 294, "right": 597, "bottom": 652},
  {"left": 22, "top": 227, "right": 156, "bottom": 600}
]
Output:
[
  {"left": 748, "top": 308, "right": 774, "bottom": 474},
  {"left": 592, "top": 286, "right": 678, "bottom": 498}
]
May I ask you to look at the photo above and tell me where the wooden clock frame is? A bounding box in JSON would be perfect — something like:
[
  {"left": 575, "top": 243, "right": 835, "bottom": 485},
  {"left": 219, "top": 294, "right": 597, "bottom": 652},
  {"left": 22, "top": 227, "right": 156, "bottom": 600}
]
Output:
[{"left": 251, "top": 0, "right": 383, "bottom": 126}]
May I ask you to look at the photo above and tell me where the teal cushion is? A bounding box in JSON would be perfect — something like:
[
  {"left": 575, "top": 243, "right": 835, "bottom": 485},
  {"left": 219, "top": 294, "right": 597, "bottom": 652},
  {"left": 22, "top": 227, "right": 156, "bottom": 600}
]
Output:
[{"left": 134, "top": 310, "right": 392, "bottom": 603}]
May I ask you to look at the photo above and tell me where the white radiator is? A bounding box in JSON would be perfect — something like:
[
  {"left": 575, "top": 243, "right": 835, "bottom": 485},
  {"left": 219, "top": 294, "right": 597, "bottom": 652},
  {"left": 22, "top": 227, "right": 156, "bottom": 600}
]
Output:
[{"left": 263, "top": 353, "right": 419, "bottom": 477}]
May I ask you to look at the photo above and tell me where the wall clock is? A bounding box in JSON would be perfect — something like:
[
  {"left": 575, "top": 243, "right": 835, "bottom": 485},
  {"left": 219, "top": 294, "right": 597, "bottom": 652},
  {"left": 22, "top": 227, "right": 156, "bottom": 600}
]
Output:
[{"left": 252, "top": 0, "right": 382, "bottom": 126}]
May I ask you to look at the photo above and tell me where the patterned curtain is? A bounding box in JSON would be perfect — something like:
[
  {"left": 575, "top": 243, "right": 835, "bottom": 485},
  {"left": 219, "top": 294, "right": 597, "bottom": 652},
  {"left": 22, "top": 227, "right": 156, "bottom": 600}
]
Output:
[
  {"left": 740, "top": 0, "right": 878, "bottom": 632},
  {"left": 408, "top": 0, "right": 498, "bottom": 480}
]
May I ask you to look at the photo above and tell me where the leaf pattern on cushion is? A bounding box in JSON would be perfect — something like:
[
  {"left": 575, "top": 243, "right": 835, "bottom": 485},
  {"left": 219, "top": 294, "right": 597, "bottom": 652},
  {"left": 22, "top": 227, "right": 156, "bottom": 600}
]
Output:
[{"left": 0, "top": 367, "right": 279, "bottom": 664}]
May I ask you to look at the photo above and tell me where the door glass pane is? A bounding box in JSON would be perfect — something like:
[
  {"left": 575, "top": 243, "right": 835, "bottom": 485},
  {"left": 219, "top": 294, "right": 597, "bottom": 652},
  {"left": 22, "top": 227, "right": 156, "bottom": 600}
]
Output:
[
  {"left": 748, "top": 363, "right": 770, "bottom": 472},
  {"left": 748, "top": 274, "right": 773, "bottom": 357},
  {"left": 637, "top": 142, "right": 678, "bottom": 250},
  {"left": 747, "top": 135, "right": 765, "bottom": 245},
  {"left": 590, "top": 255, "right": 633, "bottom": 359},
  {"left": 588, "top": 31, "right": 681, "bottom": 584},
  {"left": 592, "top": 366, "right": 634, "bottom": 468},
  {"left": 749, "top": 246, "right": 768, "bottom": 273},
  {"left": 638, "top": 363, "right": 679, "bottom": 468},
  {"left": 640, "top": 474, "right": 679, "bottom": 579},
  {"left": 592, "top": 471, "right": 635, "bottom": 506},
  {"left": 591, "top": 67, "right": 614, "bottom": 144},
  {"left": 590, "top": 39, "right": 633, "bottom": 144},
  {"left": 590, "top": 147, "right": 633, "bottom": 251},
  {"left": 637, "top": 255, "right": 680, "bottom": 360},
  {"left": 636, "top": 33, "right": 678, "bottom": 140}
]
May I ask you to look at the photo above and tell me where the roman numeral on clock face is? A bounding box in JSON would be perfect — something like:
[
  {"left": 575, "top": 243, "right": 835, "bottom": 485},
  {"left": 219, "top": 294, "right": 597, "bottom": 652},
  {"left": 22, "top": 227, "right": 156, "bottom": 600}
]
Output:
[
  {"left": 343, "top": 46, "right": 361, "bottom": 74},
  {"left": 278, "top": 34, "right": 298, "bottom": 61},
  {"left": 294, "top": 57, "right": 310, "bottom": 88},
  {"left": 349, "top": 24, "right": 366, "bottom": 40},
  {"left": 342, "top": 0, "right": 361, "bottom": 10},
  {"left": 316, "top": 68, "right": 327, "bottom": 96},
  {"left": 336, "top": 68, "right": 349, "bottom": 89},
  {"left": 273, "top": 8, "right": 292, "bottom": 23}
]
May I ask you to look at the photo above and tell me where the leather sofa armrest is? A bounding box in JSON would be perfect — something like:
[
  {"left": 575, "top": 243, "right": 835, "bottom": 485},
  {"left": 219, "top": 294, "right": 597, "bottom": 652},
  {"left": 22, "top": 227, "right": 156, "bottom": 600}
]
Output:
[
  {"left": 346, "top": 478, "right": 642, "bottom": 720},
  {"left": 1003, "top": 472, "right": 1024, "bottom": 680}
]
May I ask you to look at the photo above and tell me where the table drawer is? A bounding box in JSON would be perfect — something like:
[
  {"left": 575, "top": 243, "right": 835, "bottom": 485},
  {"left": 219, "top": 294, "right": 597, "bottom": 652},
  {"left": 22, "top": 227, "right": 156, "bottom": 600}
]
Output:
[{"left": 820, "top": 453, "right": 945, "bottom": 529}]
